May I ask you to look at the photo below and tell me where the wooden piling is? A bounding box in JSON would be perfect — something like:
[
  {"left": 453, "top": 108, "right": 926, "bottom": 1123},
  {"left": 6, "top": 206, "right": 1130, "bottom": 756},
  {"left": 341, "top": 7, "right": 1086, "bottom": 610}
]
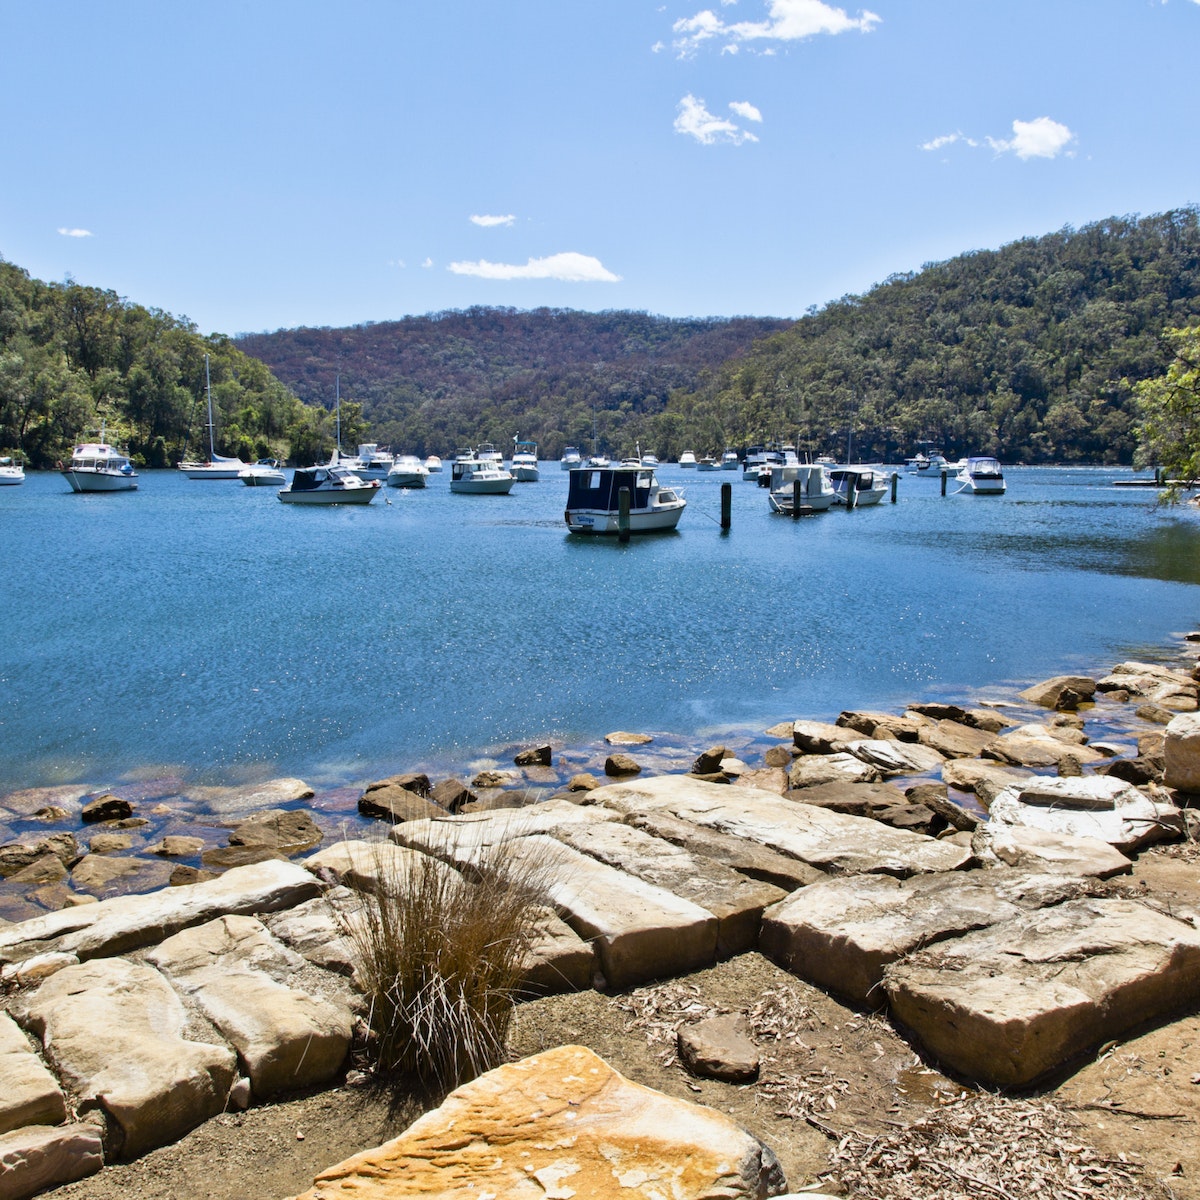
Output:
[
  {"left": 792, "top": 479, "right": 802, "bottom": 518},
  {"left": 890, "top": 471, "right": 898, "bottom": 503},
  {"left": 720, "top": 482, "right": 731, "bottom": 530},
  {"left": 940, "top": 467, "right": 948, "bottom": 496},
  {"left": 618, "top": 486, "right": 631, "bottom": 542}
]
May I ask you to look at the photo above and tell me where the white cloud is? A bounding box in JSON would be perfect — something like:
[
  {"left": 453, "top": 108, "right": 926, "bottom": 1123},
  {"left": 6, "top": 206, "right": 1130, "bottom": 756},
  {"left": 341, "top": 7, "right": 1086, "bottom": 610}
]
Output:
[
  {"left": 470, "top": 213, "right": 516, "bottom": 228},
  {"left": 422, "top": 258, "right": 434, "bottom": 269},
  {"left": 988, "top": 116, "right": 1076, "bottom": 160},
  {"left": 729, "top": 100, "right": 763, "bottom": 122},
  {"left": 675, "top": 94, "right": 760, "bottom": 145},
  {"left": 672, "top": 0, "right": 880, "bottom": 56},
  {"left": 447, "top": 252, "right": 621, "bottom": 283},
  {"left": 920, "top": 131, "right": 978, "bottom": 152},
  {"left": 57, "top": 227, "right": 93, "bottom": 238}
]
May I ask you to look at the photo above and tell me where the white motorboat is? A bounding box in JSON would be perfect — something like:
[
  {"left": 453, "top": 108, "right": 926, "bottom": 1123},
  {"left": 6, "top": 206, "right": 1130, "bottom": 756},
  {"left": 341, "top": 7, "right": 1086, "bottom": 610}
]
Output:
[
  {"left": 278, "top": 463, "right": 380, "bottom": 504},
  {"left": 475, "top": 442, "right": 505, "bottom": 465},
  {"left": 510, "top": 438, "right": 540, "bottom": 482},
  {"left": 720, "top": 449, "right": 739, "bottom": 470},
  {"left": 585, "top": 453, "right": 611, "bottom": 469},
  {"left": 905, "top": 446, "right": 949, "bottom": 475},
  {"left": 344, "top": 444, "right": 394, "bottom": 480},
  {"left": 0, "top": 456, "right": 25, "bottom": 485},
  {"left": 239, "top": 458, "right": 286, "bottom": 487},
  {"left": 450, "top": 449, "right": 515, "bottom": 494},
  {"left": 424, "top": 454, "right": 443, "bottom": 473},
  {"left": 678, "top": 451, "right": 697, "bottom": 468},
  {"left": 766, "top": 464, "right": 835, "bottom": 515},
  {"left": 387, "top": 455, "right": 430, "bottom": 488},
  {"left": 956, "top": 456, "right": 1006, "bottom": 494},
  {"left": 179, "top": 355, "right": 247, "bottom": 478},
  {"left": 565, "top": 463, "right": 686, "bottom": 534},
  {"left": 829, "top": 466, "right": 890, "bottom": 506},
  {"left": 60, "top": 425, "right": 139, "bottom": 492},
  {"left": 560, "top": 446, "right": 582, "bottom": 470},
  {"left": 697, "top": 455, "right": 719, "bottom": 471},
  {"left": 640, "top": 452, "right": 660, "bottom": 467}
]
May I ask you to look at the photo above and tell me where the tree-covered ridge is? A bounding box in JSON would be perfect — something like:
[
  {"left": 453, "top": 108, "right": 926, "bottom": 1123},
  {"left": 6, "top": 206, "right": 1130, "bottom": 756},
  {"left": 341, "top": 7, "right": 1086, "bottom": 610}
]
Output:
[
  {"left": 672, "top": 208, "right": 1200, "bottom": 464},
  {"left": 0, "top": 259, "right": 331, "bottom": 468},
  {"left": 237, "top": 308, "right": 793, "bottom": 462}
]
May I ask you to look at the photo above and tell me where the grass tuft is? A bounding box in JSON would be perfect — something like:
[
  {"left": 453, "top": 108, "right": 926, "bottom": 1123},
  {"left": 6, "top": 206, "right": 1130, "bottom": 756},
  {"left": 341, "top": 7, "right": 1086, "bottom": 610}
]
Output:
[{"left": 345, "top": 837, "right": 550, "bottom": 1093}]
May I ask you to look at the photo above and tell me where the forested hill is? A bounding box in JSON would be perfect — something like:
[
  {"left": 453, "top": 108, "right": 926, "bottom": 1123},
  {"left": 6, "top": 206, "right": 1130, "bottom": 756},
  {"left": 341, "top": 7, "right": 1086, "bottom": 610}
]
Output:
[
  {"left": 236, "top": 310, "right": 792, "bottom": 461},
  {"left": 0, "top": 260, "right": 331, "bottom": 468},
  {"left": 667, "top": 207, "right": 1200, "bottom": 465}
]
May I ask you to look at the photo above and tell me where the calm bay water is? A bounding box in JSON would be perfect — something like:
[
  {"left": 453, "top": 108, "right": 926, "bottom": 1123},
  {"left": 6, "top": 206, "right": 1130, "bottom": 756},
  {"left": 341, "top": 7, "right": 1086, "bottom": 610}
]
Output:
[{"left": 1, "top": 464, "right": 1199, "bottom": 796}]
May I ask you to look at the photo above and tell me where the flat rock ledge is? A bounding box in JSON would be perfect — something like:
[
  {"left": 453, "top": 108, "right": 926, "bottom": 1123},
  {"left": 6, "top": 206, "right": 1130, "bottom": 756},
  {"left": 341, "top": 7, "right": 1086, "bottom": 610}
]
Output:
[{"left": 0, "top": 765, "right": 1197, "bottom": 1190}]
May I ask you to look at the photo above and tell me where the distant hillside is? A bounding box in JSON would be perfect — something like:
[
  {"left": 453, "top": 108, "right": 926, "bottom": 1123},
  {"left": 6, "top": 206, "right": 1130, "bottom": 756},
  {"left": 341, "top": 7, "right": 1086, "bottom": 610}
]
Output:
[
  {"left": 237, "top": 308, "right": 793, "bottom": 461},
  {"left": 669, "top": 207, "right": 1200, "bottom": 464},
  {"left": 0, "top": 259, "right": 329, "bottom": 467}
]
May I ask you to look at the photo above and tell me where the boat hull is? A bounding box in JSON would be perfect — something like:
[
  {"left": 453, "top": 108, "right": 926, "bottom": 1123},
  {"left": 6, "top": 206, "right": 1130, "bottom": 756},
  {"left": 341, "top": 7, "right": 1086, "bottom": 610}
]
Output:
[
  {"left": 565, "top": 504, "right": 685, "bottom": 534},
  {"left": 61, "top": 469, "right": 138, "bottom": 492},
  {"left": 768, "top": 492, "right": 835, "bottom": 515},
  {"left": 278, "top": 486, "right": 378, "bottom": 505},
  {"left": 511, "top": 463, "right": 540, "bottom": 482},
  {"left": 387, "top": 472, "right": 428, "bottom": 488},
  {"left": 180, "top": 465, "right": 244, "bottom": 480},
  {"left": 450, "top": 478, "right": 515, "bottom": 494}
]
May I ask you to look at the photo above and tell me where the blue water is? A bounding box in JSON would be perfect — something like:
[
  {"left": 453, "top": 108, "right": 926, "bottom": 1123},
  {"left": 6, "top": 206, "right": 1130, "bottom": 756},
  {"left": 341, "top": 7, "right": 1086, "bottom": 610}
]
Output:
[{"left": 1, "top": 465, "right": 1198, "bottom": 795}]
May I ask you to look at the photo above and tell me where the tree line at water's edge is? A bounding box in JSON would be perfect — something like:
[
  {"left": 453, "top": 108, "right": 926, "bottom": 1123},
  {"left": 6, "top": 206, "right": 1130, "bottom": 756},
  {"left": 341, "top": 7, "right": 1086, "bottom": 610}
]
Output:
[{"left": 5, "top": 205, "right": 1200, "bottom": 469}]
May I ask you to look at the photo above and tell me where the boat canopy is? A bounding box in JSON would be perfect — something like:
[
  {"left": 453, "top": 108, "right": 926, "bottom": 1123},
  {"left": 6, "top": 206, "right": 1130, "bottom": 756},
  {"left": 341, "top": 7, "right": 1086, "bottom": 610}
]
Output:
[
  {"left": 965, "top": 457, "right": 1003, "bottom": 475},
  {"left": 567, "top": 467, "right": 654, "bottom": 509},
  {"left": 290, "top": 467, "right": 330, "bottom": 490}
]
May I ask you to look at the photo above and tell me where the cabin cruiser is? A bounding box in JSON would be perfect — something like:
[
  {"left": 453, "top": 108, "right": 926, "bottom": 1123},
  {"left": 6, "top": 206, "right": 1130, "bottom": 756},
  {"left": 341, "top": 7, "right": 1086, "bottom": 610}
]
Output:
[
  {"left": 0, "top": 456, "right": 24, "bottom": 485},
  {"left": 61, "top": 428, "right": 138, "bottom": 492},
  {"left": 278, "top": 463, "right": 380, "bottom": 504},
  {"left": 906, "top": 448, "right": 949, "bottom": 475},
  {"left": 238, "top": 458, "right": 286, "bottom": 486},
  {"left": 343, "top": 444, "right": 394, "bottom": 480},
  {"left": 829, "top": 466, "right": 890, "bottom": 506},
  {"left": 450, "top": 449, "right": 515, "bottom": 494},
  {"left": 697, "top": 455, "right": 719, "bottom": 471},
  {"left": 678, "top": 451, "right": 697, "bottom": 468},
  {"left": 560, "top": 446, "right": 582, "bottom": 470},
  {"left": 510, "top": 439, "right": 540, "bottom": 482},
  {"left": 720, "top": 449, "right": 739, "bottom": 470},
  {"left": 565, "top": 463, "right": 686, "bottom": 534},
  {"left": 387, "top": 455, "right": 430, "bottom": 487},
  {"left": 766, "top": 464, "right": 835, "bottom": 515},
  {"left": 956, "top": 456, "right": 1006, "bottom": 494},
  {"left": 424, "top": 455, "right": 443, "bottom": 473}
]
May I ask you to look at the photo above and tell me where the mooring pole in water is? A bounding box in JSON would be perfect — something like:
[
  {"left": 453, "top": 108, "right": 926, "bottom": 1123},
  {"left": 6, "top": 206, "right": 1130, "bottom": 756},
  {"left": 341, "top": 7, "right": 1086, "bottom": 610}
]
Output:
[
  {"left": 618, "top": 486, "right": 631, "bottom": 542},
  {"left": 792, "top": 479, "right": 802, "bottom": 518},
  {"left": 940, "top": 467, "right": 948, "bottom": 496},
  {"left": 720, "top": 482, "right": 731, "bottom": 531},
  {"left": 845, "top": 478, "right": 857, "bottom": 510},
  {"left": 890, "top": 471, "right": 898, "bottom": 503}
]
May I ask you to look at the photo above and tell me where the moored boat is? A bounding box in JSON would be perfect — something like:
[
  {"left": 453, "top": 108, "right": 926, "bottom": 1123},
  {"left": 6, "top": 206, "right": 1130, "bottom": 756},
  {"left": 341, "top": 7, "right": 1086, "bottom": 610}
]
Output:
[
  {"left": 450, "top": 449, "right": 515, "bottom": 494},
  {"left": 560, "top": 446, "right": 582, "bottom": 470},
  {"left": 956, "top": 456, "right": 1006, "bottom": 494},
  {"left": 766, "top": 464, "right": 835, "bottom": 515},
  {"left": 343, "top": 444, "right": 394, "bottom": 481},
  {"left": 697, "top": 455, "right": 719, "bottom": 471},
  {"left": 238, "top": 458, "right": 286, "bottom": 487},
  {"left": 678, "top": 451, "right": 697, "bottom": 468},
  {"left": 179, "top": 355, "right": 247, "bottom": 479},
  {"left": 829, "top": 466, "right": 890, "bottom": 506},
  {"left": 720, "top": 449, "right": 739, "bottom": 470},
  {"left": 565, "top": 463, "right": 686, "bottom": 534},
  {"left": 424, "top": 454, "right": 443, "bottom": 473},
  {"left": 510, "top": 438, "right": 540, "bottom": 482},
  {"left": 0, "top": 456, "right": 25, "bottom": 485},
  {"left": 278, "top": 463, "right": 380, "bottom": 504},
  {"left": 387, "top": 455, "right": 430, "bottom": 487},
  {"left": 60, "top": 425, "right": 138, "bottom": 492}
]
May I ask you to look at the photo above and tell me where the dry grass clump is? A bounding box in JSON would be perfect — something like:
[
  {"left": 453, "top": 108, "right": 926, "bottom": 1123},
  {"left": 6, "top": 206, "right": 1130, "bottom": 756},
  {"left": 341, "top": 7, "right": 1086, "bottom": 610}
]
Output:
[
  {"left": 825, "top": 1091, "right": 1166, "bottom": 1200},
  {"left": 346, "top": 838, "right": 551, "bottom": 1093}
]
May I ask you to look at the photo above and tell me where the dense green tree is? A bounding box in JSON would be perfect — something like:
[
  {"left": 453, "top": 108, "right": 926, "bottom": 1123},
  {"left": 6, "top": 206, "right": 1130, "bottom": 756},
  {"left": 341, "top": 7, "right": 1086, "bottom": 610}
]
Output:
[{"left": 1133, "top": 324, "right": 1200, "bottom": 490}]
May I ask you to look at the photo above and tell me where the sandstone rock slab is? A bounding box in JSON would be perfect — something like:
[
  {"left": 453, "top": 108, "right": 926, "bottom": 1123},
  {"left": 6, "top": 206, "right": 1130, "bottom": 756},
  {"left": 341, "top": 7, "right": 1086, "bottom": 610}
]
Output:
[
  {"left": 1018, "top": 675, "right": 1098, "bottom": 709},
  {"left": 0, "top": 1011, "right": 66, "bottom": 1135},
  {"left": 288, "top": 1044, "right": 784, "bottom": 1200},
  {"left": 13, "top": 958, "right": 237, "bottom": 1157},
  {"left": 788, "top": 752, "right": 881, "bottom": 788},
  {"left": 883, "top": 897, "right": 1200, "bottom": 1087},
  {"left": 761, "top": 869, "right": 1094, "bottom": 1006},
  {"left": 1164, "top": 711, "right": 1200, "bottom": 793},
  {"left": 520, "top": 905, "right": 597, "bottom": 996},
  {"left": 678, "top": 1014, "right": 760, "bottom": 1083},
  {"left": 970, "top": 822, "right": 1132, "bottom": 878},
  {"left": 845, "top": 738, "right": 947, "bottom": 777},
  {"left": 586, "top": 774, "right": 971, "bottom": 878},
  {"left": 0, "top": 1122, "right": 103, "bottom": 1200},
  {"left": 183, "top": 777, "right": 315, "bottom": 816}
]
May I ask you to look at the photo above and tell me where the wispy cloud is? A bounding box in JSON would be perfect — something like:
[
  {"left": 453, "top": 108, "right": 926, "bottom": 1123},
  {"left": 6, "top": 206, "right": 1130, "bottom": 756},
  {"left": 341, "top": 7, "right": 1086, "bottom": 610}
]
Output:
[
  {"left": 675, "top": 94, "right": 761, "bottom": 145},
  {"left": 469, "top": 214, "right": 516, "bottom": 228},
  {"left": 988, "top": 116, "right": 1076, "bottom": 160},
  {"left": 921, "top": 117, "right": 1075, "bottom": 160},
  {"left": 920, "top": 131, "right": 978, "bottom": 152},
  {"left": 447, "top": 252, "right": 621, "bottom": 282},
  {"left": 670, "top": 0, "right": 880, "bottom": 57},
  {"left": 422, "top": 258, "right": 434, "bottom": 269},
  {"left": 57, "top": 227, "right": 93, "bottom": 238}
]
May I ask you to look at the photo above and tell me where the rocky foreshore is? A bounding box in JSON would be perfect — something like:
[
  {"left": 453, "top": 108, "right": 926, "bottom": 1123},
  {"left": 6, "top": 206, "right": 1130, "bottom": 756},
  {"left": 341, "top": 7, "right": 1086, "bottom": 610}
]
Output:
[{"left": 2, "top": 639, "right": 1200, "bottom": 1199}]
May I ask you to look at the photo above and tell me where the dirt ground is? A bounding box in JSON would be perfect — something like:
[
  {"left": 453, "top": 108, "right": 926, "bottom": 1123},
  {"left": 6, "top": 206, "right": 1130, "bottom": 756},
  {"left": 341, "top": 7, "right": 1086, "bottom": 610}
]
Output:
[{"left": 50, "top": 926, "right": 1200, "bottom": 1200}]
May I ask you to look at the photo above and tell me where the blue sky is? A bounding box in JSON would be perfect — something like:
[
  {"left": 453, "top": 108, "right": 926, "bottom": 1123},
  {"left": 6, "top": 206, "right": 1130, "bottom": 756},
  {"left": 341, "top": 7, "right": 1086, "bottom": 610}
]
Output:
[{"left": 2, "top": 0, "right": 1198, "bottom": 335}]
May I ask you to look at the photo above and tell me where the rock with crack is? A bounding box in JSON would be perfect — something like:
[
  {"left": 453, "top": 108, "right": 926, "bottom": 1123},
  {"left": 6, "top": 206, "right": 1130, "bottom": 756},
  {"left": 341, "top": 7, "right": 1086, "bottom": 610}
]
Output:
[{"left": 287, "top": 1044, "right": 786, "bottom": 1200}]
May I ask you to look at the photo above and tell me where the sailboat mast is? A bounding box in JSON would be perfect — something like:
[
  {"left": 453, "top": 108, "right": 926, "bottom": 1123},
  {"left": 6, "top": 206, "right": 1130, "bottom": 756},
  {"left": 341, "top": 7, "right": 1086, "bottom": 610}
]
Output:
[{"left": 204, "top": 354, "right": 216, "bottom": 461}]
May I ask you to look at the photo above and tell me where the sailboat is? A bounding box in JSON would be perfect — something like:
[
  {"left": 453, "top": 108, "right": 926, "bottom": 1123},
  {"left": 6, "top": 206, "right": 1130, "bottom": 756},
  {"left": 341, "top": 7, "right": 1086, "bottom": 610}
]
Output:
[{"left": 179, "top": 355, "right": 248, "bottom": 479}]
